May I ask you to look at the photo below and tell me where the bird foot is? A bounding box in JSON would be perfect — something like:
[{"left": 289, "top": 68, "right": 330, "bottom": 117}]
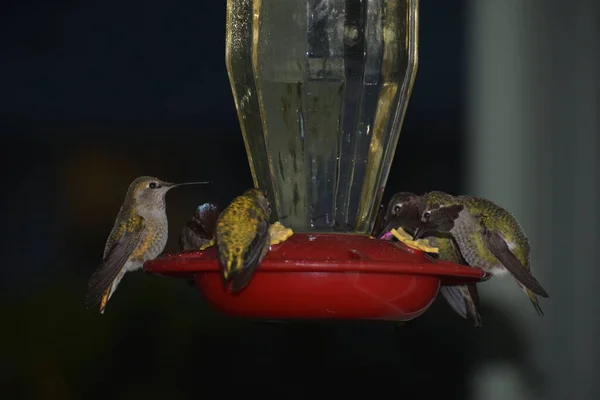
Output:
[{"left": 199, "top": 238, "right": 215, "bottom": 251}]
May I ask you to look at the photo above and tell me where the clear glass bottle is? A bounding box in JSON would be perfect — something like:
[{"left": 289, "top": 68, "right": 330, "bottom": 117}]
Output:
[{"left": 226, "top": 0, "right": 419, "bottom": 234}]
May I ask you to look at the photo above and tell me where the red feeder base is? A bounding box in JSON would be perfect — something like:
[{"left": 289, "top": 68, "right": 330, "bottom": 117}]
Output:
[{"left": 144, "top": 233, "right": 490, "bottom": 321}]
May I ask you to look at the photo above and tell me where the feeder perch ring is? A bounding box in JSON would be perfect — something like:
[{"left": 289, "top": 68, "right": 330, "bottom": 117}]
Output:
[{"left": 144, "top": 233, "right": 490, "bottom": 321}]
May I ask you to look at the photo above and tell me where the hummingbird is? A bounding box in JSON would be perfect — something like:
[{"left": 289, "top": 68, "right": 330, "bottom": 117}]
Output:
[
  {"left": 85, "top": 176, "right": 210, "bottom": 313},
  {"left": 381, "top": 192, "right": 422, "bottom": 235},
  {"left": 179, "top": 202, "right": 221, "bottom": 251},
  {"left": 382, "top": 192, "right": 483, "bottom": 326},
  {"left": 215, "top": 188, "right": 271, "bottom": 293},
  {"left": 413, "top": 191, "right": 549, "bottom": 315}
]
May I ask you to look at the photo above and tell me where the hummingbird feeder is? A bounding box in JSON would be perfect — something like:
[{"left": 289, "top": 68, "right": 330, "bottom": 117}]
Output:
[{"left": 144, "top": 0, "right": 489, "bottom": 321}]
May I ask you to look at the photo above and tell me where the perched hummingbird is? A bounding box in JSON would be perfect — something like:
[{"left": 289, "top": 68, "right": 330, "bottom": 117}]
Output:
[
  {"left": 215, "top": 188, "right": 271, "bottom": 293},
  {"left": 179, "top": 203, "right": 221, "bottom": 251},
  {"left": 381, "top": 192, "right": 422, "bottom": 235},
  {"left": 413, "top": 191, "right": 549, "bottom": 315},
  {"left": 382, "top": 192, "right": 483, "bottom": 326},
  {"left": 85, "top": 176, "right": 209, "bottom": 313}
]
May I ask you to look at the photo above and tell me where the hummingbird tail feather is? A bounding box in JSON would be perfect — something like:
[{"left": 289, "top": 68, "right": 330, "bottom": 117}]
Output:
[
  {"left": 229, "top": 260, "right": 261, "bottom": 293},
  {"left": 87, "top": 268, "right": 125, "bottom": 313},
  {"left": 99, "top": 280, "right": 117, "bottom": 314},
  {"left": 220, "top": 273, "right": 229, "bottom": 290},
  {"left": 99, "top": 291, "right": 109, "bottom": 314},
  {"left": 471, "top": 311, "right": 483, "bottom": 327},
  {"left": 527, "top": 290, "right": 544, "bottom": 316}
]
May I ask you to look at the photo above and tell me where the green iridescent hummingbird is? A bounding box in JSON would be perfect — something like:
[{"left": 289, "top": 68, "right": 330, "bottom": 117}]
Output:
[
  {"left": 413, "top": 191, "right": 549, "bottom": 315},
  {"left": 382, "top": 192, "right": 482, "bottom": 326}
]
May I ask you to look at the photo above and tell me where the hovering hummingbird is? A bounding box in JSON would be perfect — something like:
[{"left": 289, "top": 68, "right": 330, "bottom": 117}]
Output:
[
  {"left": 179, "top": 203, "right": 221, "bottom": 251},
  {"left": 413, "top": 191, "right": 549, "bottom": 315},
  {"left": 382, "top": 192, "right": 482, "bottom": 326},
  {"left": 215, "top": 188, "right": 271, "bottom": 293},
  {"left": 85, "top": 176, "right": 210, "bottom": 313}
]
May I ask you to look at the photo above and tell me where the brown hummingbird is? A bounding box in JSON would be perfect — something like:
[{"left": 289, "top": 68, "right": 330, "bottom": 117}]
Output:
[
  {"left": 382, "top": 192, "right": 482, "bottom": 326},
  {"left": 413, "top": 191, "right": 549, "bottom": 315},
  {"left": 381, "top": 192, "right": 422, "bottom": 235},
  {"left": 215, "top": 188, "right": 271, "bottom": 293},
  {"left": 85, "top": 176, "right": 210, "bottom": 313}
]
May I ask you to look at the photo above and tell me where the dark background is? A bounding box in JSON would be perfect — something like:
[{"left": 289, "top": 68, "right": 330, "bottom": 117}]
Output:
[{"left": 1, "top": 0, "right": 587, "bottom": 399}]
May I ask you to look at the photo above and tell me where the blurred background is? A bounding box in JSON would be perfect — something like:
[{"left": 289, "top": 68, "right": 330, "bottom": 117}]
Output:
[{"left": 1, "top": 0, "right": 598, "bottom": 399}]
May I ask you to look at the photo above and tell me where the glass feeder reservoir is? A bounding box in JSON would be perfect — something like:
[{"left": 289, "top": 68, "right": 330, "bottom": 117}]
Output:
[{"left": 226, "top": 0, "right": 418, "bottom": 234}]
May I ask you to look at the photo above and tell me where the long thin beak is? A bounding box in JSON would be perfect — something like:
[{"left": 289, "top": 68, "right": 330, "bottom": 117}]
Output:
[
  {"left": 165, "top": 181, "right": 211, "bottom": 188},
  {"left": 379, "top": 220, "right": 395, "bottom": 239},
  {"left": 412, "top": 225, "right": 425, "bottom": 240}
]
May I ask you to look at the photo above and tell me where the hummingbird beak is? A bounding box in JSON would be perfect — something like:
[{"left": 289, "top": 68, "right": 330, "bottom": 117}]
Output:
[
  {"left": 166, "top": 181, "right": 211, "bottom": 188},
  {"left": 412, "top": 225, "right": 425, "bottom": 240},
  {"left": 379, "top": 219, "right": 397, "bottom": 239}
]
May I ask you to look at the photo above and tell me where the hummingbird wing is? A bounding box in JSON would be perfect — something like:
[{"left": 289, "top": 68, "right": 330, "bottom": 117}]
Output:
[
  {"left": 440, "top": 286, "right": 468, "bottom": 319},
  {"left": 229, "top": 218, "right": 270, "bottom": 293},
  {"left": 85, "top": 216, "right": 147, "bottom": 309},
  {"left": 464, "top": 284, "right": 483, "bottom": 326},
  {"left": 428, "top": 205, "right": 465, "bottom": 232},
  {"left": 436, "top": 237, "right": 482, "bottom": 326},
  {"left": 483, "top": 228, "right": 549, "bottom": 298}
]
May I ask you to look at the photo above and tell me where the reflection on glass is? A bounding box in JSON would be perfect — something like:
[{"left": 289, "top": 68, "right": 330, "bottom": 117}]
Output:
[{"left": 226, "top": 0, "right": 419, "bottom": 234}]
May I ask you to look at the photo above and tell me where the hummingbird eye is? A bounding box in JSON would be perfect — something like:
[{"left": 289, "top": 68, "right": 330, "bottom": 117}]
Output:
[
  {"left": 422, "top": 211, "right": 431, "bottom": 222},
  {"left": 149, "top": 182, "right": 158, "bottom": 189},
  {"left": 393, "top": 204, "right": 402, "bottom": 214}
]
